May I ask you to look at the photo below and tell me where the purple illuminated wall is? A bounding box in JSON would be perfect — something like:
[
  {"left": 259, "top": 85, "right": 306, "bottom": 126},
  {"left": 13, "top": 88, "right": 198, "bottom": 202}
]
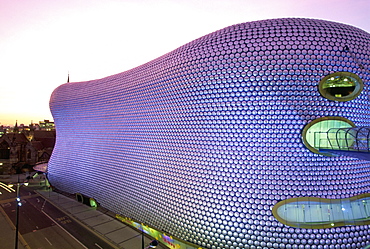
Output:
[{"left": 49, "top": 18, "right": 370, "bottom": 248}]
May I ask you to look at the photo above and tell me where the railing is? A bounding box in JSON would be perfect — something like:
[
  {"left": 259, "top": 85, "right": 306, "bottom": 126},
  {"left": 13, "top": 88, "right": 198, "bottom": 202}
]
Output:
[{"left": 316, "top": 127, "right": 370, "bottom": 152}]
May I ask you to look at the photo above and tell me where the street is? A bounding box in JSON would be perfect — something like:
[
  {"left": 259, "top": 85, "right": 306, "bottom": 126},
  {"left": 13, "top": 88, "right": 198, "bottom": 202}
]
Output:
[{"left": 0, "top": 180, "right": 117, "bottom": 249}]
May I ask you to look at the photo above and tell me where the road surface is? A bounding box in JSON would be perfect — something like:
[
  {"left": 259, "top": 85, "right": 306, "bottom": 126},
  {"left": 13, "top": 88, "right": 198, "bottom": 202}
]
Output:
[{"left": 0, "top": 182, "right": 117, "bottom": 249}]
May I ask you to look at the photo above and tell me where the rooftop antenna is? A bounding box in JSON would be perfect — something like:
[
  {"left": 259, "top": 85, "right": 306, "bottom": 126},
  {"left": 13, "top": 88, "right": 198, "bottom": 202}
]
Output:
[{"left": 343, "top": 45, "right": 365, "bottom": 70}]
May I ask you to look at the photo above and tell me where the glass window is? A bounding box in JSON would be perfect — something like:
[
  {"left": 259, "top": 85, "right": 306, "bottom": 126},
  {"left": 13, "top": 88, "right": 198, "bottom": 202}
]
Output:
[
  {"left": 318, "top": 72, "right": 363, "bottom": 101},
  {"left": 302, "top": 116, "right": 355, "bottom": 156},
  {"left": 272, "top": 193, "right": 370, "bottom": 229}
]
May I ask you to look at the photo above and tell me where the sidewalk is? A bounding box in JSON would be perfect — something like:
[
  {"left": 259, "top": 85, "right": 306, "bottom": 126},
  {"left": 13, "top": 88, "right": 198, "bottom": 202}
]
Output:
[{"left": 1, "top": 174, "right": 167, "bottom": 249}]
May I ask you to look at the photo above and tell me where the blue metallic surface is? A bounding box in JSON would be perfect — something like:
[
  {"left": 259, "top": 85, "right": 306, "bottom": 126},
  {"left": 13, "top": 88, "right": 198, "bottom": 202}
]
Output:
[{"left": 49, "top": 18, "right": 370, "bottom": 248}]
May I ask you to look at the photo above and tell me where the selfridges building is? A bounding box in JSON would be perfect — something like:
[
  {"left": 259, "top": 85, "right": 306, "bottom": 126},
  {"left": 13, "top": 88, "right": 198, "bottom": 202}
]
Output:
[{"left": 49, "top": 18, "right": 370, "bottom": 248}]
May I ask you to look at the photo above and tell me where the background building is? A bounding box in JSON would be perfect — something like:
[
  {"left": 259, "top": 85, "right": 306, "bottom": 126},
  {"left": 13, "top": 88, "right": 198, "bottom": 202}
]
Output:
[
  {"left": 48, "top": 18, "right": 370, "bottom": 248},
  {"left": 0, "top": 121, "right": 56, "bottom": 174},
  {"left": 38, "top": 120, "right": 55, "bottom": 131}
]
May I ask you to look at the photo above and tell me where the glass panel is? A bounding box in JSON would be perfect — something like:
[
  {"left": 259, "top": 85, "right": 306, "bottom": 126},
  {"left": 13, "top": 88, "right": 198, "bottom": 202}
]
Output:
[
  {"left": 272, "top": 194, "right": 370, "bottom": 229},
  {"left": 302, "top": 117, "right": 355, "bottom": 155},
  {"left": 319, "top": 72, "right": 363, "bottom": 102},
  {"left": 322, "top": 75, "right": 356, "bottom": 97}
]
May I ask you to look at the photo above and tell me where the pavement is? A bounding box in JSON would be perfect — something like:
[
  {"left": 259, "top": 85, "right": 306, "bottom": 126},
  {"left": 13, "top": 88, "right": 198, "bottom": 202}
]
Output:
[{"left": 0, "top": 173, "right": 168, "bottom": 249}]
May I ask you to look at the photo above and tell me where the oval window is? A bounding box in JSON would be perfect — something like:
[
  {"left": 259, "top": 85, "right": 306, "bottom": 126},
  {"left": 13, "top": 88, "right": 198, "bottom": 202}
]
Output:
[
  {"left": 318, "top": 72, "right": 363, "bottom": 101},
  {"left": 302, "top": 116, "right": 355, "bottom": 156},
  {"left": 272, "top": 193, "right": 370, "bottom": 229}
]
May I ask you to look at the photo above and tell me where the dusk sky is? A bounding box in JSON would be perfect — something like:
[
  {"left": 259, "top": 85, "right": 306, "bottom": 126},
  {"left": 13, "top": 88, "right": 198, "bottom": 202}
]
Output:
[{"left": 1, "top": 0, "right": 369, "bottom": 126}]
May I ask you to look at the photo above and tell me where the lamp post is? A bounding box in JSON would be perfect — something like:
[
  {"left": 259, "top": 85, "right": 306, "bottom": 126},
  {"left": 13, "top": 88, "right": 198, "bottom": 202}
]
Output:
[
  {"left": 8, "top": 179, "right": 29, "bottom": 249},
  {"left": 144, "top": 240, "right": 158, "bottom": 249},
  {"left": 141, "top": 223, "right": 144, "bottom": 249},
  {"left": 140, "top": 223, "right": 158, "bottom": 249}
]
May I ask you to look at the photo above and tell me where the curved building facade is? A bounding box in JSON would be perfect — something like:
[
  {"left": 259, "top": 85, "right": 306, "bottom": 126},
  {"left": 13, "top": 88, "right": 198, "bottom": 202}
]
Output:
[{"left": 49, "top": 18, "right": 370, "bottom": 248}]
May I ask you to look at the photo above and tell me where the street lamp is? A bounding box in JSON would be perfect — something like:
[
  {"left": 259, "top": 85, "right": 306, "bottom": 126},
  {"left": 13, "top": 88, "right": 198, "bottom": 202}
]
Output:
[
  {"left": 145, "top": 240, "right": 159, "bottom": 249},
  {"left": 140, "top": 223, "right": 158, "bottom": 249},
  {"left": 8, "top": 180, "right": 29, "bottom": 249}
]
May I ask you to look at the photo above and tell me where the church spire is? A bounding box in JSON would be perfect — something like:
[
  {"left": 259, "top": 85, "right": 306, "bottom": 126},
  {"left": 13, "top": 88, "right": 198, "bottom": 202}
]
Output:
[{"left": 13, "top": 120, "right": 19, "bottom": 133}]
